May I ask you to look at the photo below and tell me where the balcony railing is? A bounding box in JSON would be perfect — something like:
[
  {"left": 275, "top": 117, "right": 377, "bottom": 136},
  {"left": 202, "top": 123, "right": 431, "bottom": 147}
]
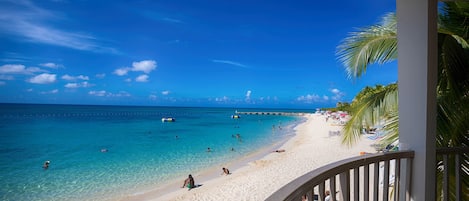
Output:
[
  {"left": 266, "top": 151, "right": 415, "bottom": 201},
  {"left": 436, "top": 147, "right": 469, "bottom": 201}
]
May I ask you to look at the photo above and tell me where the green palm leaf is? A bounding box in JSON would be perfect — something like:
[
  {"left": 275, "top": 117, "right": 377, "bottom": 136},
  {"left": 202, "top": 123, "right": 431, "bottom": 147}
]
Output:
[
  {"left": 342, "top": 84, "right": 398, "bottom": 146},
  {"left": 336, "top": 13, "right": 397, "bottom": 79}
]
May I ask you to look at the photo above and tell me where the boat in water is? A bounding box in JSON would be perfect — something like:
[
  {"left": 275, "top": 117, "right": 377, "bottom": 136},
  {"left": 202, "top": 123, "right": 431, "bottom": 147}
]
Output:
[
  {"left": 161, "top": 117, "right": 176, "bottom": 122},
  {"left": 231, "top": 115, "right": 241, "bottom": 119}
]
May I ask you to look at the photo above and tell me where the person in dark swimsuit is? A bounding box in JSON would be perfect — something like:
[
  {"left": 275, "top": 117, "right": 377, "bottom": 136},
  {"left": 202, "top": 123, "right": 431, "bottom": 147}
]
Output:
[
  {"left": 221, "top": 167, "right": 230, "bottom": 175},
  {"left": 181, "top": 174, "right": 195, "bottom": 190}
]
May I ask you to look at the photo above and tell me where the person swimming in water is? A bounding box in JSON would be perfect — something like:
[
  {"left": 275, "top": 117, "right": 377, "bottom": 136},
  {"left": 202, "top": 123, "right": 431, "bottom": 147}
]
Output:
[
  {"left": 43, "top": 161, "right": 50, "bottom": 169},
  {"left": 181, "top": 174, "right": 195, "bottom": 190}
]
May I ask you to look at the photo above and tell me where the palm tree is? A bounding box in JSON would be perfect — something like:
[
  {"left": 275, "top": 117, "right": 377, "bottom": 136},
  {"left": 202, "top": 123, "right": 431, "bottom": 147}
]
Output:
[
  {"left": 336, "top": 2, "right": 469, "bottom": 199},
  {"left": 336, "top": 12, "right": 400, "bottom": 147}
]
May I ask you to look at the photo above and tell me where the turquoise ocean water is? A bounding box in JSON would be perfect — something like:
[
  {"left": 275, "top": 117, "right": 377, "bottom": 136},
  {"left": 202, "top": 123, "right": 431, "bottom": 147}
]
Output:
[{"left": 0, "top": 104, "right": 306, "bottom": 201}]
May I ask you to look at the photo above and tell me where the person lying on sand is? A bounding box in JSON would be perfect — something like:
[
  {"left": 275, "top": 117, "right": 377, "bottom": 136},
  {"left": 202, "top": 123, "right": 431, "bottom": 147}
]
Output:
[
  {"left": 273, "top": 149, "right": 285, "bottom": 153},
  {"left": 181, "top": 174, "right": 195, "bottom": 190}
]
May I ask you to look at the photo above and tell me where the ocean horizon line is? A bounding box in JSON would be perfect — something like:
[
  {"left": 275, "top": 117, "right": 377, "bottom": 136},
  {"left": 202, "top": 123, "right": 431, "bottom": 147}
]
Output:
[{"left": 0, "top": 102, "right": 322, "bottom": 111}]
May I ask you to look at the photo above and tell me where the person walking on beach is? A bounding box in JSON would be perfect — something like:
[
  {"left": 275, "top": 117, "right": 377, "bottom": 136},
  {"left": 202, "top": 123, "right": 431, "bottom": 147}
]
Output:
[
  {"left": 221, "top": 167, "right": 230, "bottom": 175},
  {"left": 181, "top": 174, "right": 195, "bottom": 190}
]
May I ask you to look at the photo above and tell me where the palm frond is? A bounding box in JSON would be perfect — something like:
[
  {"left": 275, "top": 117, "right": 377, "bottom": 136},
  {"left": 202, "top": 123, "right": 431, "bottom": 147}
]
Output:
[
  {"left": 438, "top": 32, "right": 469, "bottom": 99},
  {"left": 342, "top": 84, "right": 398, "bottom": 146},
  {"left": 378, "top": 111, "right": 399, "bottom": 147},
  {"left": 336, "top": 13, "right": 398, "bottom": 79}
]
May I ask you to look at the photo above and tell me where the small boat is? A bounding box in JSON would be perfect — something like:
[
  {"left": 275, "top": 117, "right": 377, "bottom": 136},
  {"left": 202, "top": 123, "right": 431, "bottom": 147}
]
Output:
[
  {"left": 161, "top": 117, "right": 176, "bottom": 122},
  {"left": 231, "top": 115, "right": 241, "bottom": 119}
]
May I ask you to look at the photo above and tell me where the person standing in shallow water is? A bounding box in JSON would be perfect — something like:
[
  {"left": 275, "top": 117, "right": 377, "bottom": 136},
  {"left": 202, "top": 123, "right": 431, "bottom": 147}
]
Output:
[
  {"left": 181, "top": 174, "right": 195, "bottom": 190},
  {"left": 43, "top": 161, "right": 50, "bottom": 169}
]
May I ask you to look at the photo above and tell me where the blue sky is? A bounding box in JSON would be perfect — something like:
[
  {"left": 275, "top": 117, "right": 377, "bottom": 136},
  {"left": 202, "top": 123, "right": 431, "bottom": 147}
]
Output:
[{"left": 0, "top": 0, "right": 397, "bottom": 109}]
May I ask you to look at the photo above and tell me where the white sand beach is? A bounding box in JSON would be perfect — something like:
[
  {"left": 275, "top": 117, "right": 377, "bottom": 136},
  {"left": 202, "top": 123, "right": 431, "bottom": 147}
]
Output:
[{"left": 124, "top": 113, "right": 376, "bottom": 201}]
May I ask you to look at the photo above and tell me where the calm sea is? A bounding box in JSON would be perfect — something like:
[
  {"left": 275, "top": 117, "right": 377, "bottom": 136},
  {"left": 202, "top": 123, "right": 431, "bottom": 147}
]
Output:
[{"left": 0, "top": 104, "right": 306, "bottom": 201}]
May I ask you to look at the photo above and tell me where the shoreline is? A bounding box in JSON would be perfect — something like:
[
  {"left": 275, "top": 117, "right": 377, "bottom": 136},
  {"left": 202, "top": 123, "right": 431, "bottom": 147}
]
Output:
[
  {"left": 119, "top": 117, "right": 305, "bottom": 201},
  {"left": 121, "top": 113, "right": 375, "bottom": 200}
]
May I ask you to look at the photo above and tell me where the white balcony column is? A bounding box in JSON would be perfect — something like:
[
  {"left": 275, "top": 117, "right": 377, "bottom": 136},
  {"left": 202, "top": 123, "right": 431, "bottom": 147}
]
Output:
[{"left": 396, "top": 0, "right": 438, "bottom": 201}]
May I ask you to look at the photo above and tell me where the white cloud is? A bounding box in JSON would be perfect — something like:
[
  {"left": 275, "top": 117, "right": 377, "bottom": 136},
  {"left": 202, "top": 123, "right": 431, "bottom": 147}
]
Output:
[
  {"left": 64, "top": 83, "right": 79, "bottom": 88},
  {"left": 245, "top": 90, "right": 252, "bottom": 102},
  {"left": 61, "top": 74, "right": 89, "bottom": 81},
  {"left": 0, "top": 1, "right": 118, "bottom": 53},
  {"left": 212, "top": 59, "right": 248, "bottom": 68},
  {"left": 40, "top": 62, "right": 62, "bottom": 69},
  {"left": 64, "top": 82, "right": 93, "bottom": 88},
  {"left": 95, "top": 73, "right": 106, "bottom": 78},
  {"left": 297, "top": 94, "right": 321, "bottom": 103},
  {"left": 27, "top": 88, "right": 33, "bottom": 92},
  {"left": 323, "top": 95, "right": 329, "bottom": 101},
  {"left": 113, "top": 91, "right": 131, "bottom": 97},
  {"left": 161, "top": 90, "right": 170, "bottom": 95},
  {"left": 81, "top": 81, "right": 92, "bottom": 87},
  {"left": 88, "top": 90, "right": 130, "bottom": 97},
  {"left": 28, "top": 73, "right": 56, "bottom": 84},
  {"left": 132, "top": 60, "right": 156, "bottom": 74},
  {"left": 0, "top": 64, "right": 46, "bottom": 74},
  {"left": 330, "top": 88, "right": 345, "bottom": 101},
  {"left": 0, "top": 64, "right": 26, "bottom": 73},
  {"left": 124, "top": 78, "right": 132, "bottom": 82},
  {"left": 89, "top": 90, "right": 107, "bottom": 96},
  {"left": 149, "top": 94, "right": 157, "bottom": 100},
  {"left": 40, "top": 89, "right": 58, "bottom": 94},
  {"left": 135, "top": 74, "right": 149, "bottom": 82},
  {"left": 246, "top": 90, "right": 251, "bottom": 98},
  {"left": 215, "top": 96, "right": 230, "bottom": 102},
  {"left": 113, "top": 60, "right": 157, "bottom": 77},
  {"left": 114, "top": 67, "right": 130, "bottom": 76}
]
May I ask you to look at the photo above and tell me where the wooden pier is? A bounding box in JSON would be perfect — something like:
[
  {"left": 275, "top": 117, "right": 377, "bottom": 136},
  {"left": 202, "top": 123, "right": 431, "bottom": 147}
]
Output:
[{"left": 235, "top": 111, "right": 307, "bottom": 116}]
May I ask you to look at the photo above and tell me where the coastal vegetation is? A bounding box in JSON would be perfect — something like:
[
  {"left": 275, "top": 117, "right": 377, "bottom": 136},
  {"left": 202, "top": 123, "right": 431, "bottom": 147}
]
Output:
[
  {"left": 336, "top": 2, "right": 469, "bottom": 199},
  {"left": 321, "top": 102, "right": 351, "bottom": 113}
]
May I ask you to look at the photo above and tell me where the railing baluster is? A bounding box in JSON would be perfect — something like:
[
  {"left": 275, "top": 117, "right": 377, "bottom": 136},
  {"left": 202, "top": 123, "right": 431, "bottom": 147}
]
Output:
[
  {"left": 373, "top": 162, "right": 379, "bottom": 201},
  {"left": 383, "top": 160, "right": 390, "bottom": 201},
  {"left": 364, "top": 164, "right": 370, "bottom": 201},
  {"left": 394, "top": 159, "right": 401, "bottom": 201},
  {"left": 407, "top": 158, "right": 413, "bottom": 201},
  {"left": 306, "top": 187, "right": 313, "bottom": 201},
  {"left": 339, "top": 171, "right": 350, "bottom": 201},
  {"left": 443, "top": 154, "right": 448, "bottom": 201},
  {"left": 330, "top": 176, "right": 336, "bottom": 201},
  {"left": 353, "top": 167, "right": 359, "bottom": 201},
  {"left": 455, "top": 153, "right": 460, "bottom": 201},
  {"left": 319, "top": 181, "right": 325, "bottom": 201}
]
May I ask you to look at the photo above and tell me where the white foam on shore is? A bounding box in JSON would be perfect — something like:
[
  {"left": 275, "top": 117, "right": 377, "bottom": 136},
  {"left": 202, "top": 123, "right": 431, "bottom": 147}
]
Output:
[{"left": 121, "top": 114, "right": 375, "bottom": 201}]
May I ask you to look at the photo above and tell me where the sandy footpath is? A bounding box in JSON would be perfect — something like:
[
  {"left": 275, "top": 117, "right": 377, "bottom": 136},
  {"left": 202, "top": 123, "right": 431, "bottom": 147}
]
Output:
[{"left": 125, "top": 113, "right": 375, "bottom": 201}]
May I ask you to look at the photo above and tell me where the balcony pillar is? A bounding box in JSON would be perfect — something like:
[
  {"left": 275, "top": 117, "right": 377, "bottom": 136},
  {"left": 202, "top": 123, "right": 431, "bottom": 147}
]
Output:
[{"left": 396, "top": 0, "right": 438, "bottom": 201}]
